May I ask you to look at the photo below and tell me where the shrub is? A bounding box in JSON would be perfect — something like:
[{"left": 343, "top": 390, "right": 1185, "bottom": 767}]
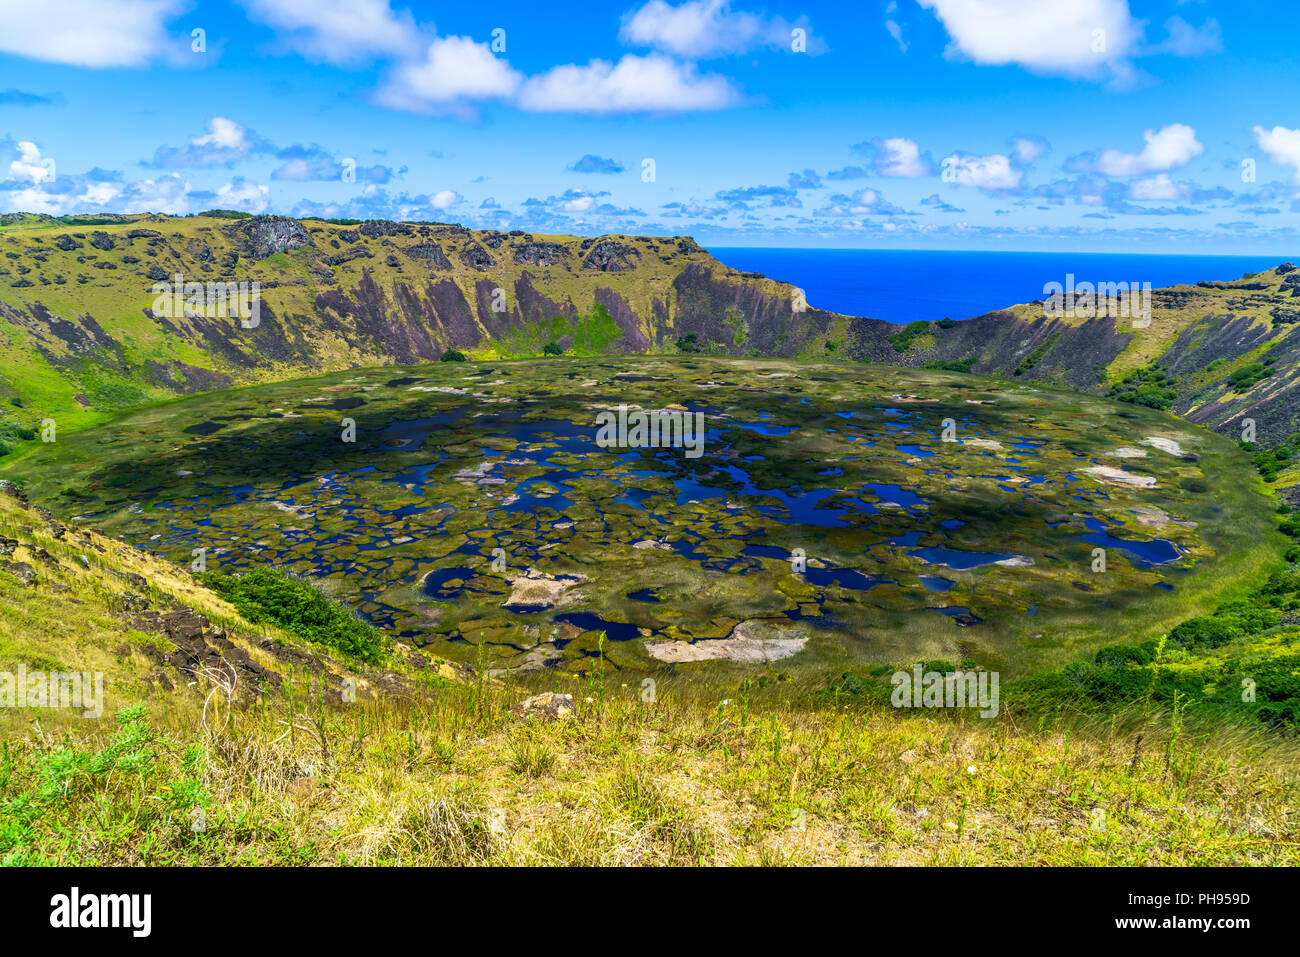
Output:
[
  {"left": 440, "top": 349, "right": 467, "bottom": 362},
  {"left": 202, "top": 567, "right": 388, "bottom": 664}
]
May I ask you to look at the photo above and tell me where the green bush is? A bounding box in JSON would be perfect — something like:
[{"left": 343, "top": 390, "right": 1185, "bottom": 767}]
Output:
[
  {"left": 202, "top": 567, "right": 388, "bottom": 664},
  {"left": 542, "top": 341, "right": 563, "bottom": 356},
  {"left": 440, "top": 349, "right": 467, "bottom": 362}
]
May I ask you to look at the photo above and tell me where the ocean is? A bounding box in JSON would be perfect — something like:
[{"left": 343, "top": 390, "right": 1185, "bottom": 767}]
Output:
[{"left": 707, "top": 248, "right": 1292, "bottom": 325}]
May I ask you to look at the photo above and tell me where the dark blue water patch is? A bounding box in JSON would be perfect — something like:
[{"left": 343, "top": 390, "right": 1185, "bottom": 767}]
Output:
[
  {"left": 1154, "top": 582, "right": 1175, "bottom": 591},
  {"left": 911, "top": 547, "right": 1015, "bottom": 570},
  {"left": 940, "top": 519, "right": 965, "bottom": 530},
  {"left": 889, "top": 531, "right": 925, "bottom": 548},
  {"left": 734, "top": 422, "right": 796, "bottom": 437},
  {"left": 742, "top": 543, "right": 790, "bottom": 561},
  {"left": 805, "top": 566, "right": 894, "bottom": 591},
  {"left": 1027, "top": 603, "right": 1038, "bottom": 616},
  {"left": 628, "top": 588, "right": 661, "bottom": 603},
  {"left": 928, "top": 607, "right": 984, "bottom": 625},
  {"left": 1077, "top": 516, "right": 1180, "bottom": 566},
  {"left": 553, "top": 611, "right": 640, "bottom": 641},
  {"left": 423, "top": 565, "right": 479, "bottom": 598},
  {"left": 861, "top": 483, "right": 929, "bottom": 510},
  {"left": 898, "top": 444, "right": 934, "bottom": 457},
  {"left": 920, "top": 575, "right": 955, "bottom": 593},
  {"left": 819, "top": 467, "right": 844, "bottom": 476}
]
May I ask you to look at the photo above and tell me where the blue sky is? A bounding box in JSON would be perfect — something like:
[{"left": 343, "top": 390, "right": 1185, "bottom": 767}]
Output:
[{"left": 0, "top": 0, "right": 1296, "bottom": 253}]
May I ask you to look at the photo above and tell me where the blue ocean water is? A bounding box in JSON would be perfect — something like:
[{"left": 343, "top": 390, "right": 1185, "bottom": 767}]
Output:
[{"left": 708, "top": 248, "right": 1292, "bottom": 324}]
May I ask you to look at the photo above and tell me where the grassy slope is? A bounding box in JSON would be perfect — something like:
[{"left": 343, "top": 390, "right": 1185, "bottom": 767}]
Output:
[{"left": 4, "top": 662, "right": 1298, "bottom": 865}]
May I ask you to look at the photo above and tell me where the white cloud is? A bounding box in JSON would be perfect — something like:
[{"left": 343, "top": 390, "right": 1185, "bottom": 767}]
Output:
[
  {"left": 9, "top": 142, "right": 55, "bottom": 184},
  {"left": 944, "top": 152, "right": 1022, "bottom": 190},
  {"left": 517, "top": 54, "right": 741, "bottom": 114},
  {"left": 215, "top": 178, "right": 270, "bottom": 212},
  {"left": 429, "top": 189, "right": 461, "bottom": 209},
  {"left": 1097, "top": 123, "right": 1202, "bottom": 176},
  {"left": 917, "top": 0, "right": 1139, "bottom": 79},
  {"left": 0, "top": 0, "right": 184, "bottom": 67},
  {"left": 153, "top": 116, "right": 260, "bottom": 168},
  {"left": 619, "top": 0, "right": 813, "bottom": 58},
  {"left": 875, "top": 138, "right": 932, "bottom": 178},
  {"left": 1146, "top": 15, "right": 1221, "bottom": 57},
  {"left": 194, "top": 116, "right": 249, "bottom": 152},
  {"left": 373, "top": 36, "right": 522, "bottom": 115},
  {"left": 884, "top": 0, "right": 907, "bottom": 53},
  {"left": 1129, "top": 173, "right": 1188, "bottom": 201},
  {"left": 120, "top": 174, "right": 193, "bottom": 214},
  {"left": 1011, "top": 136, "right": 1045, "bottom": 164},
  {"left": 1253, "top": 125, "right": 1300, "bottom": 184},
  {"left": 239, "top": 0, "right": 421, "bottom": 65}
]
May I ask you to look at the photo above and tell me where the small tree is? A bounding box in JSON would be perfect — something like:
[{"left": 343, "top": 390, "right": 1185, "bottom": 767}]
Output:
[
  {"left": 543, "top": 341, "right": 563, "bottom": 356},
  {"left": 440, "top": 349, "right": 467, "bottom": 362}
]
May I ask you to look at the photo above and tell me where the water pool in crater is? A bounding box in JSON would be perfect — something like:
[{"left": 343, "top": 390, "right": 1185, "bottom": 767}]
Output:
[{"left": 8, "top": 356, "right": 1273, "bottom": 677}]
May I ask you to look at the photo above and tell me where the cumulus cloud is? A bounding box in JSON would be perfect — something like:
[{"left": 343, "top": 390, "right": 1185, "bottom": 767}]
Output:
[
  {"left": 0, "top": 0, "right": 185, "bottom": 67},
  {"left": 851, "top": 137, "right": 935, "bottom": 178},
  {"left": 1097, "top": 123, "right": 1203, "bottom": 176},
  {"left": 619, "top": 0, "right": 818, "bottom": 58},
  {"left": 943, "top": 152, "right": 1022, "bottom": 191},
  {"left": 917, "top": 0, "right": 1140, "bottom": 81},
  {"left": 921, "top": 193, "right": 965, "bottom": 213},
  {"left": 429, "top": 189, "right": 461, "bottom": 209},
  {"left": 373, "top": 36, "right": 522, "bottom": 116},
  {"left": 517, "top": 54, "right": 741, "bottom": 114},
  {"left": 1145, "top": 15, "right": 1221, "bottom": 57},
  {"left": 8, "top": 142, "right": 56, "bottom": 185},
  {"left": 1128, "top": 173, "right": 1188, "bottom": 202},
  {"left": 272, "top": 145, "right": 392, "bottom": 183},
  {"left": 567, "top": 155, "right": 625, "bottom": 174},
  {"left": 1010, "top": 135, "right": 1049, "bottom": 165},
  {"left": 1253, "top": 126, "right": 1300, "bottom": 184},
  {"left": 152, "top": 117, "right": 264, "bottom": 168},
  {"left": 238, "top": 0, "right": 421, "bottom": 65},
  {"left": 214, "top": 177, "right": 270, "bottom": 212},
  {"left": 814, "top": 187, "right": 906, "bottom": 217}
]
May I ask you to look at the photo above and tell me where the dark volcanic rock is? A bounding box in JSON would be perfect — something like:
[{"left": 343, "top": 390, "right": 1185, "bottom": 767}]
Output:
[
  {"left": 513, "top": 242, "right": 569, "bottom": 267},
  {"left": 405, "top": 242, "right": 451, "bottom": 269},
  {"left": 358, "top": 220, "right": 414, "bottom": 238},
  {"left": 458, "top": 243, "right": 495, "bottom": 271},
  {"left": 582, "top": 239, "right": 640, "bottom": 272},
  {"left": 224, "top": 215, "right": 313, "bottom": 259}
]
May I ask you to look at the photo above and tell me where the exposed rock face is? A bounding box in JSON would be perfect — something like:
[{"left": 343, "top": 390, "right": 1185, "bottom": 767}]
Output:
[
  {"left": 224, "top": 215, "right": 313, "bottom": 259},
  {"left": 513, "top": 242, "right": 568, "bottom": 267},
  {"left": 582, "top": 239, "right": 640, "bottom": 272},
  {"left": 458, "top": 243, "right": 495, "bottom": 271},
  {"left": 405, "top": 242, "right": 451, "bottom": 269}
]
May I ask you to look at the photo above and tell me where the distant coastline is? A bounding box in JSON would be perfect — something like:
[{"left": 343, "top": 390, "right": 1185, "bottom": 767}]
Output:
[{"left": 708, "top": 247, "right": 1290, "bottom": 323}]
